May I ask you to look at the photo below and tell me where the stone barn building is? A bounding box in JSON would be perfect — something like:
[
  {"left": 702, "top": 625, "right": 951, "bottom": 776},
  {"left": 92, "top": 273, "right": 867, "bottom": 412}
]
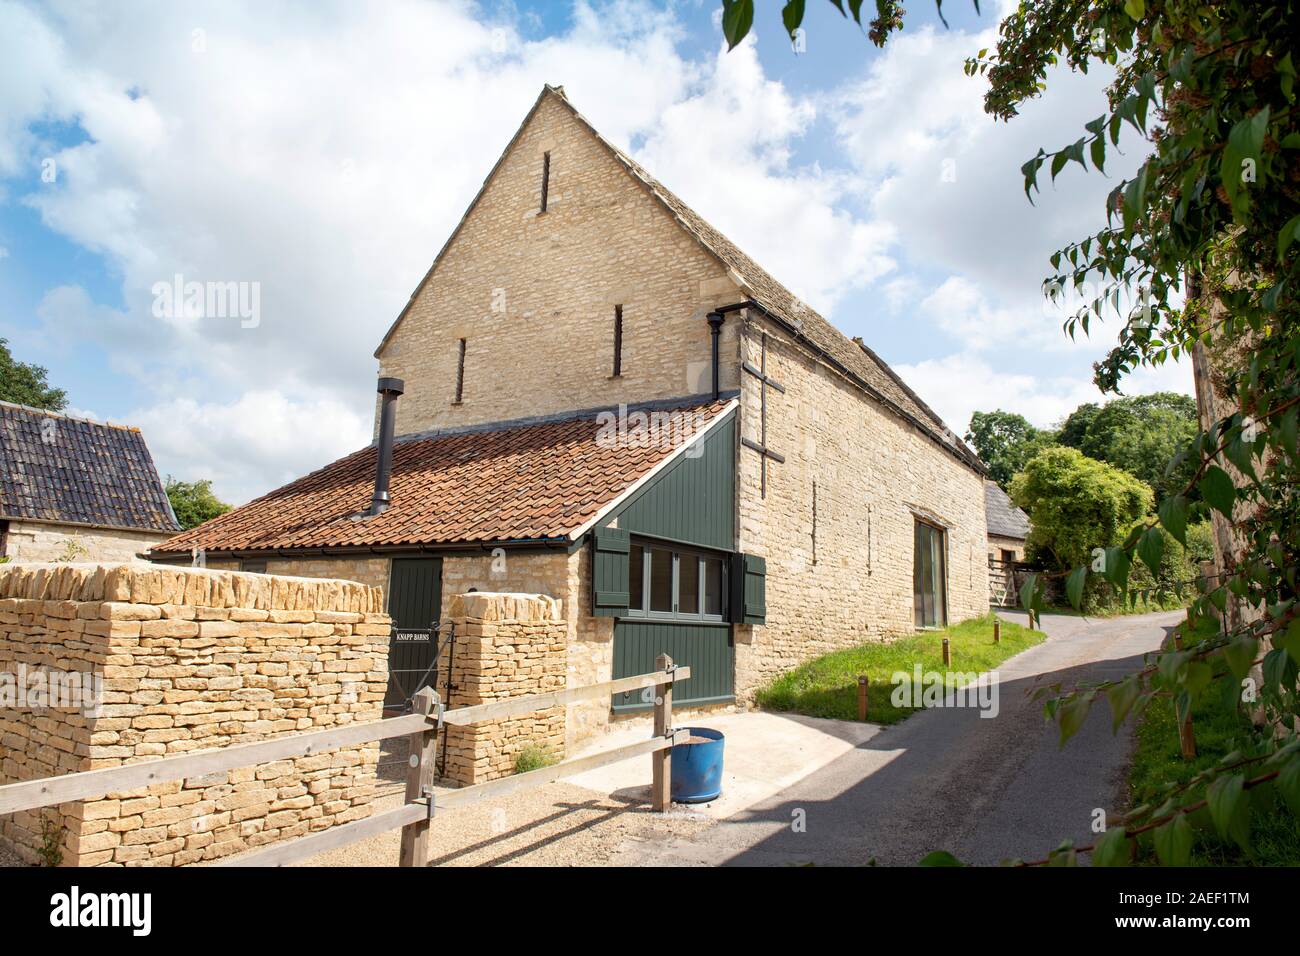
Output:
[
  {"left": 0, "top": 401, "right": 179, "bottom": 563},
  {"left": 149, "top": 86, "right": 988, "bottom": 752}
]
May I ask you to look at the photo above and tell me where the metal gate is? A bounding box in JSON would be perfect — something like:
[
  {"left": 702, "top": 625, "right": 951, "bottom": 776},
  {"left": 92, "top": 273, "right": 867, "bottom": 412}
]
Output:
[{"left": 385, "top": 558, "right": 444, "bottom": 709}]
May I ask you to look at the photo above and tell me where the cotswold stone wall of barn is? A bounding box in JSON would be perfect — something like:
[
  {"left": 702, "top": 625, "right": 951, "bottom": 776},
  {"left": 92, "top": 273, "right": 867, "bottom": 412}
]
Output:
[
  {"left": 376, "top": 91, "right": 744, "bottom": 437},
  {"left": 733, "top": 316, "right": 990, "bottom": 699},
  {"left": 4, "top": 520, "right": 171, "bottom": 564},
  {"left": 254, "top": 556, "right": 391, "bottom": 594},
  {"left": 0, "top": 563, "right": 388, "bottom": 867}
]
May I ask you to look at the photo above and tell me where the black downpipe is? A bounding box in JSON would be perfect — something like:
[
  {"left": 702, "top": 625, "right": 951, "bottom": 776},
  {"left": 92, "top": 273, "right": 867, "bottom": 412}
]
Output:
[
  {"left": 369, "top": 377, "right": 405, "bottom": 516},
  {"left": 707, "top": 311, "right": 725, "bottom": 400}
]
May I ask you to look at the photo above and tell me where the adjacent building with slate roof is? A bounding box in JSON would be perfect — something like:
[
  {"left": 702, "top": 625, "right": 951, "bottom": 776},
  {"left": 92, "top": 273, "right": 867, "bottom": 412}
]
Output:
[
  {"left": 984, "top": 479, "right": 1031, "bottom": 562},
  {"left": 150, "top": 86, "right": 989, "bottom": 745},
  {"left": 0, "top": 401, "right": 179, "bottom": 563}
]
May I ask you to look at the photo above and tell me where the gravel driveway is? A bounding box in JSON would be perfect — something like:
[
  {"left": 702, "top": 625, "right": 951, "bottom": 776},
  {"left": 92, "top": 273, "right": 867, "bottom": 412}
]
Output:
[{"left": 290, "top": 783, "right": 712, "bottom": 867}]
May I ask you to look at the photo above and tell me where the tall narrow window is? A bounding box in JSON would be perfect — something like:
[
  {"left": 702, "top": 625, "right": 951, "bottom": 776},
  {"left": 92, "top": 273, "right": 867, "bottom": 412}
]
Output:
[
  {"left": 454, "top": 338, "right": 466, "bottom": 403},
  {"left": 612, "top": 304, "right": 623, "bottom": 376},
  {"left": 913, "top": 519, "right": 948, "bottom": 628},
  {"left": 540, "top": 151, "right": 550, "bottom": 212}
]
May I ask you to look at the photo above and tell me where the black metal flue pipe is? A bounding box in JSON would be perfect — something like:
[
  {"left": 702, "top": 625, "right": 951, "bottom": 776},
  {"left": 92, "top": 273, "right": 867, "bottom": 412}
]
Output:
[{"left": 369, "top": 377, "right": 405, "bottom": 516}]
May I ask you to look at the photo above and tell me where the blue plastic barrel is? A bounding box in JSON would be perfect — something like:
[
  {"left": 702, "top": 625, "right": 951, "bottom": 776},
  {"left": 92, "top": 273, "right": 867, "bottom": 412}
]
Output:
[{"left": 670, "top": 726, "right": 725, "bottom": 803}]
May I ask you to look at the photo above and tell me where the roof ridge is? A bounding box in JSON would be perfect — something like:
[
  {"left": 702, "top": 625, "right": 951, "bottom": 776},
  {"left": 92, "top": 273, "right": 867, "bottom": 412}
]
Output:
[
  {"left": 0, "top": 399, "right": 142, "bottom": 432},
  {"left": 393, "top": 390, "right": 740, "bottom": 446}
]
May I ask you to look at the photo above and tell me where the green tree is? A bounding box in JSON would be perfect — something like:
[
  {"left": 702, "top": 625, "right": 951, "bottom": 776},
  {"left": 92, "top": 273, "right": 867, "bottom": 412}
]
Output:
[
  {"left": 719, "top": 0, "right": 1300, "bottom": 867},
  {"left": 1055, "top": 402, "right": 1101, "bottom": 449},
  {"left": 964, "top": 409, "right": 1057, "bottom": 489},
  {"left": 165, "top": 477, "right": 232, "bottom": 531},
  {"left": 0, "top": 339, "right": 68, "bottom": 411},
  {"left": 1009, "top": 446, "right": 1153, "bottom": 574},
  {"left": 1058, "top": 393, "right": 1199, "bottom": 501}
]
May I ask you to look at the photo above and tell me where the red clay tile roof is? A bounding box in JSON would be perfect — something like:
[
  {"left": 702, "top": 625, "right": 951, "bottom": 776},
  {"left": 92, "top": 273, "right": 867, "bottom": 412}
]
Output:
[{"left": 151, "top": 400, "right": 734, "bottom": 555}]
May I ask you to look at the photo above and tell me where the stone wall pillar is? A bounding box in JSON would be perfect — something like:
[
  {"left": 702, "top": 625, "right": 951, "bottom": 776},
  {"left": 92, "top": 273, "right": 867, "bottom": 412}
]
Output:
[{"left": 442, "top": 592, "right": 567, "bottom": 786}]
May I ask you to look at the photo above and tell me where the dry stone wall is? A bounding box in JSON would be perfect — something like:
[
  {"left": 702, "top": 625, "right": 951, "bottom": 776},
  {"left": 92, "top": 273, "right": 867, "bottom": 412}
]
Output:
[
  {"left": 0, "top": 563, "right": 389, "bottom": 866},
  {"left": 441, "top": 592, "right": 567, "bottom": 786}
]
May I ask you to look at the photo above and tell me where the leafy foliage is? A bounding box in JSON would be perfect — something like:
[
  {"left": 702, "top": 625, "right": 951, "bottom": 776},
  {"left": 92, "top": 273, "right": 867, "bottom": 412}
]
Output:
[
  {"left": 1010, "top": 446, "right": 1152, "bottom": 574},
  {"left": 164, "top": 477, "right": 232, "bottom": 531},
  {"left": 1057, "top": 393, "right": 1200, "bottom": 502},
  {"left": 984, "top": 0, "right": 1300, "bottom": 867},
  {"left": 0, "top": 338, "right": 67, "bottom": 411},
  {"left": 964, "top": 409, "right": 1057, "bottom": 489},
  {"left": 513, "top": 746, "right": 557, "bottom": 774},
  {"left": 969, "top": 392, "right": 1198, "bottom": 499}
]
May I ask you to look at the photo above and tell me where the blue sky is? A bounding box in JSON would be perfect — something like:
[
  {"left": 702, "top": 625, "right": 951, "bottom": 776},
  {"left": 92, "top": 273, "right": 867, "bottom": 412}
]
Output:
[{"left": 0, "top": 0, "right": 1189, "bottom": 503}]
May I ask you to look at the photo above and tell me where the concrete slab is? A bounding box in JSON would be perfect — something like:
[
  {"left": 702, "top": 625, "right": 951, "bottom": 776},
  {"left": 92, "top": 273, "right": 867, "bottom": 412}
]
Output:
[{"left": 565, "top": 711, "right": 883, "bottom": 819}]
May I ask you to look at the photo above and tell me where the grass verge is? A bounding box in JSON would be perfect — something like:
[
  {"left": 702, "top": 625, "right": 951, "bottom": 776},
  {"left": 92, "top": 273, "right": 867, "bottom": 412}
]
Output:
[
  {"left": 754, "top": 614, "right": 1042, "bottom": 724},
  {"left": 1126, "top": 618, "right": 1300, "bottom": 865}
]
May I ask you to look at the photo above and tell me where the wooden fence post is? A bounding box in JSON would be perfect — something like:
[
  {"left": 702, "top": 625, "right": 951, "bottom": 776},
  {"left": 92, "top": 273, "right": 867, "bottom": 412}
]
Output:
[
  {"left": 942, "top": 638, "right": 951, "bottom": 668},
  {"left": 1172, "top": 630, "right": 1197, "bottom": 760},
  {"left": 651, "top": 653, "right": 673, "bottom": 812},
  {"left": 993, "top": 619, "right": 1001, "bottom": 644},
  {"left": 398, "top": 687, "right": 439, "bottom": 867},
  {"left": 857, "top": 675, "right": 869, "bottom": 721}
]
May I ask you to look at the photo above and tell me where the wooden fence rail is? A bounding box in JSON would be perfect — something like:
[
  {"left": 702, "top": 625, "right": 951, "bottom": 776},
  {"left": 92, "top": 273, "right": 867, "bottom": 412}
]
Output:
[{"left": 0, "top": 660, "right": 690, "bottom": 868}]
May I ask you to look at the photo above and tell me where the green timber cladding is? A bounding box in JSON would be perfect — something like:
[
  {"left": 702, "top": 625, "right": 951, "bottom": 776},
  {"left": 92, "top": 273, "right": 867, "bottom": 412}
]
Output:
[{"left": 588, "top": 410, "right": 764, "bottom": 710}]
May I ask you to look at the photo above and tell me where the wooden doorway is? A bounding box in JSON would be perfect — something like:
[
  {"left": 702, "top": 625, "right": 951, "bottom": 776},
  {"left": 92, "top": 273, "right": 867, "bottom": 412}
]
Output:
[{"left": 385, "top": 557, "right": 443, "bottom": 708}]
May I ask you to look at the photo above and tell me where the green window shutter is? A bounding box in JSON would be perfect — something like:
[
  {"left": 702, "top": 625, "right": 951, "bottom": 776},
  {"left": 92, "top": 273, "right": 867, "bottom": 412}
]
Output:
[
  {"left": 730, "top": 553, "right": 766, "bottom": 625},
  {"left": 592, "top": 526, "right": 631, "bottom": 617}
]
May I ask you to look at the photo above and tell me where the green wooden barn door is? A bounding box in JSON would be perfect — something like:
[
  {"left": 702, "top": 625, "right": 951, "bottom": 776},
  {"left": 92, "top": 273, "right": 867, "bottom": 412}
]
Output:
[
  {"left": 385, "top": 557, "right": 442, "bottom": 708},
  {"left": 612, "top": 620, "right": 734, "bottom": 711}
]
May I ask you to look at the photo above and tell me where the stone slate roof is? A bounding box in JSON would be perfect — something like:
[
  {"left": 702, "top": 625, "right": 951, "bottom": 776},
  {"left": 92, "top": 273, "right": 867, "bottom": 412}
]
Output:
[
  {"left": 985, "top": 479, "right": 1030, "bottom": 540},
  {"left": 375, "top": 85, "right": 983, "bottom": 475},
  {"left": 152, "top": 399, "right": 735, "bottom": 556},
  {"left": 0, "top": 401, "right": 179, "bottom": 533}
]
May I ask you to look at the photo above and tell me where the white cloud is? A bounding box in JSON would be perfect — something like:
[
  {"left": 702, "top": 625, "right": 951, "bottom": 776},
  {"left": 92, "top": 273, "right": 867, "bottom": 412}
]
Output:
[
  {"left": 631, "top": 36, "right": 895, "bottom": 313},
  {"left": 894, "top": 352, "right": 1101, "bottom": 438},
  {"left": 825, "top": 20, "right": 1191, "bottom": 435},
  {"left": 0, "top": 1, "right": 704, "bottom": 501},
  {"left": 918, "top": 275, "right": 1085, "bottom": 354},
  {"left": 129, "top": 390, "right": 371, "bottom": 506}
]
